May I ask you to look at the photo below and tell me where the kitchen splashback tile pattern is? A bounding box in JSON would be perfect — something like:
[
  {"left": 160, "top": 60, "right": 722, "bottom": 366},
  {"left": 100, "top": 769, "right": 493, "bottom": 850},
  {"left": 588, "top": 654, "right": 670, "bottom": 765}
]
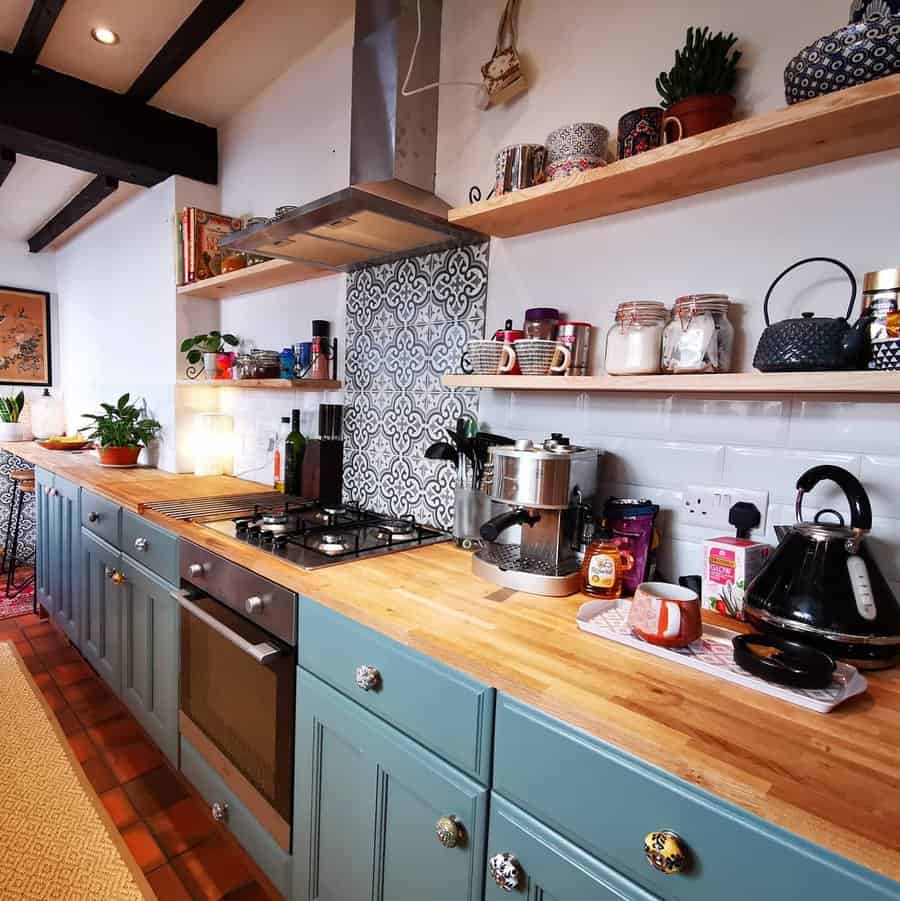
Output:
[{"left": 343, "top": 244, "right": 488, "bottom": 529}]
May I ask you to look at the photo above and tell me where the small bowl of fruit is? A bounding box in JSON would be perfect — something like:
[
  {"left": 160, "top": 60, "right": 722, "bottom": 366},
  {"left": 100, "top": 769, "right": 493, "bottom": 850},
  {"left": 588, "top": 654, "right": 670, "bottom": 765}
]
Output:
[{"left": 38, "top": 435, "right": 93, "bottom": 451}]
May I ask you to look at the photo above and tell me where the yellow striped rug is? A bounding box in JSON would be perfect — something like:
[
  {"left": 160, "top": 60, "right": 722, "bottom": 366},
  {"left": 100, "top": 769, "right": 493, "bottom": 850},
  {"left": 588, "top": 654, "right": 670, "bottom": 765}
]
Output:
[{"left": 0, "top": 641, "right": 154, "bottom": 900}]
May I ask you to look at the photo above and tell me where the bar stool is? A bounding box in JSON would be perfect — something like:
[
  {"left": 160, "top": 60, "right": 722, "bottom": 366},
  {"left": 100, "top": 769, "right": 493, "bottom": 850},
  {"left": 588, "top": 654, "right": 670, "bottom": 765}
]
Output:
[
  {"left": 2, "top": 469, "right": 34, "bottom": 577},
  {"left": 6, "top": 479, "right": 36, "bottom": 605}
]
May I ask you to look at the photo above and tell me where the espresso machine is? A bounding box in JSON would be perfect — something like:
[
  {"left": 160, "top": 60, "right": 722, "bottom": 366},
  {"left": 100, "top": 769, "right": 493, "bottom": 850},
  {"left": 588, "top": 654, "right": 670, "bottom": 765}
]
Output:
[{"left": 473, "top": 436, "right": 599, "bottom": 596}]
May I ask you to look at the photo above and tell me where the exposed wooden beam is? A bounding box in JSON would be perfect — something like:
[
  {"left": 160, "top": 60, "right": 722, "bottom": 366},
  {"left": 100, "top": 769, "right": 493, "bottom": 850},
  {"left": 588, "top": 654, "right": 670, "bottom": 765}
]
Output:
[
  {"left": 127, "top": 0, "right": 245, "bottom": 103},
  {"left": 14, "top": 0, "right": 66, "bottom": 64},
  {"left": 0, "top": 148, "right": 14, "bottom": 189},
  {"left": 0, "top": 51, "right": 218, "bottom": 187},
  {"left": 28, "top": 175, "right": 118, "bottom": 253}
]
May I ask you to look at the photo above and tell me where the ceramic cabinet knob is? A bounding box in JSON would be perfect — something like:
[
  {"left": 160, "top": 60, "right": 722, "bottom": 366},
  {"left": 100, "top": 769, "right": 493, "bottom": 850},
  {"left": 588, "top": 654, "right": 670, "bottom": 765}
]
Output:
[
  {"left": 355, "top": 664, "right": 381, "bottom": 692},
  {"left": 111, "top": 570, "right": 126, "bottom": 586},
  {"left": 211, "top": 801, "right": 228, "bottom": 823},
  {"left": 88, "top": 511, "right": 99, "bottom": 522},
  {"left": 133, "top": 537, "right": 148, "bottom": 552},
  {"left": 643, "top": 830, "right": 688, "bottom": 874},
  {"left": 489, "top": 853, "right": 522, "bottom": 891},
  {"left": 435, "top": 816, "right": 464, "bottom": 849}
]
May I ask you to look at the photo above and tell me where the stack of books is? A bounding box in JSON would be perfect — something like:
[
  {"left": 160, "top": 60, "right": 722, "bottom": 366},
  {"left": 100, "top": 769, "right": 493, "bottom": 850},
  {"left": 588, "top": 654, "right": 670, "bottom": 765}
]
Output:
[{"left": 176, "top": 208, "right": 244, "bottom": 285}]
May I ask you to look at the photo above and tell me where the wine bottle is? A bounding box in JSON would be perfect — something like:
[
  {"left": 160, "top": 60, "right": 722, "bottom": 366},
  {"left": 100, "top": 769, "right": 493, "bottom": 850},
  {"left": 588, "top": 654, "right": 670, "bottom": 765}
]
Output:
[{"left": 284, "top": 409, "right": 306, "bottom": 497}]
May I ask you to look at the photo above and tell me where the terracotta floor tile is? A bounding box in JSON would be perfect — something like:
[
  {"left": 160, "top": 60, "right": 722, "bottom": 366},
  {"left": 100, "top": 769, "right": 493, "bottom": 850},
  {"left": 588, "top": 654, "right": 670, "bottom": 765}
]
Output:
[
  {"left": 82, "top": 755, "right": 118, "bottom": 794},
  {"left": 170, "top": 834, "right": 255, "bottom": 901},
  {"left": 32, "top": 671, "right": 52, "bottom": 689},
  {"left": 74, "top": 695, "right": 126, "bottom": 728},
  {"left": 30, "top": 633, "right": 70, "bottom": 655},
  {"left": 104, "top": 740, "right": 165, "bottom": 783},
  {"left": 67, "top": 732, "right": 97, "bottom": 764},
  {"left": 21, "top": 621, "right": 57, "bottom": 639},
  {"left": 41, "top": 683, "right": 67, "bottom": 712},
  {"left": 21, "top": 653, "right": 46, "bottom": 675},
  {"left": 222, "top": 882, "right": 276, "bottom": 900},
  {"left": 88, "top": 714, "right": 146, "bottom": 750},
  {"left": 56, "top": 707, "right": 83, "bottom": 736},
  {"left": 62, "top": 676, "right": 113, "bottom": 708},
  {"left": 123, "top": 766, "right": 189, "bottom": 818},
  {"left": 148, "top": 796, "right": 217, "bottom": 858},
  {"left": 51, "top": 660, "right": 95, "bottom": 687},
  {"left": 40, "top": 645, "right": 82, "bottom": 668},
  {"left": 121, "top": 822, "right": 166, "bottom": 873},
  {"left": 147, "top": 864, "right": 193, "bottom": 901},
  {"left": 100, "top": 787, "right": 139, "bottom": 829},
  {"left": 12, "top": 637, "right": 33, "bottom": 656}
]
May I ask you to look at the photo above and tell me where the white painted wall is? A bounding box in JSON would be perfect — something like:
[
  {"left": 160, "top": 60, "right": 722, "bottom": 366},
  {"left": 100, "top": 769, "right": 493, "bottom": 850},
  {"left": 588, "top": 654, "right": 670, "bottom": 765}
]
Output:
[{"left": 437, "top": 0, "right": 900, "bottom": 592}]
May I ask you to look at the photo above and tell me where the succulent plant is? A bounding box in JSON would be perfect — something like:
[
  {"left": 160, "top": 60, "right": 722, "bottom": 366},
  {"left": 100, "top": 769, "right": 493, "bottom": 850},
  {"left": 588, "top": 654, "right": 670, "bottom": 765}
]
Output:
[{"left": 656, "top": 26, "right": 742, "bottom": 108}]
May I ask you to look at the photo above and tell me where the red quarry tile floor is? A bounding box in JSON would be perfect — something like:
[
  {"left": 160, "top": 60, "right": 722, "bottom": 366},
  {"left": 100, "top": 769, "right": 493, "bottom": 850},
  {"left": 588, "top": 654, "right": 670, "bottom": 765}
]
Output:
[{"left": 3, "top": 613, "right": 281, "bottom": 900}]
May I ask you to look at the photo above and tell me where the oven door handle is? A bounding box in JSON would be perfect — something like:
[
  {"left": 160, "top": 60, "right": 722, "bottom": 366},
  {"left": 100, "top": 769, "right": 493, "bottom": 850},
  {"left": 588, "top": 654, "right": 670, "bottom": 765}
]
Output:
[{"left": 172, "top": 590, "right": 282, "bottom": 665}]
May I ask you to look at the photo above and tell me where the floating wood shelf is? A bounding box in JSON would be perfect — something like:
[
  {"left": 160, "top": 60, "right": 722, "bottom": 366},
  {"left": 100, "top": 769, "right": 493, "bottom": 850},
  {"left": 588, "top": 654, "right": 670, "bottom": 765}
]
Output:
[
  {"left": 449, "top": 75, "right": 900, "bottom": 238},
  {"left": 178, "top": 379, "right": 342, "bottom": 391},
  {"left": 442, "top": 372, "right": 900, "bottom": 395},
  {"left": 176, "top": 258, "right": 336, "bottom": 300}
]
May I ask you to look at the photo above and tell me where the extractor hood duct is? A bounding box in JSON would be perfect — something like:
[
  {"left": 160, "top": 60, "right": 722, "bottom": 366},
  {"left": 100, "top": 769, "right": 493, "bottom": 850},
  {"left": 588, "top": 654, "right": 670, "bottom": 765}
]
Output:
[{"left": 221, "top": 0, "right": 483, "bottom": 272}]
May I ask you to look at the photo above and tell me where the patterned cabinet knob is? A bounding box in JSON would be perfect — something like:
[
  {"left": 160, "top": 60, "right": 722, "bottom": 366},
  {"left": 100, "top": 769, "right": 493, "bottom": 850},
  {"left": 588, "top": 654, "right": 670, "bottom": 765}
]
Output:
[
  {"left": 435, "top": 816, "right": 464, "bottom": 849},
  {"left": 355, "top": 664, "right": 381, "bottom": 692},
  {"left": 88, "top": 511, "right": 99, "bottom": 522},
  {"left": 133, "top": 537, "right": 148, "bottom": 552},
  {"left": 211, "top": 801, "right": 229, "bottom": 823},
  {"left": 489, "top": 853, "right": 522, "bottom": 892},
  {"left": 643, "top": 831, "right": 688, "bottom": 875},
  {"left": 104, "top": 567, "right": 115, "bottom": 580}
]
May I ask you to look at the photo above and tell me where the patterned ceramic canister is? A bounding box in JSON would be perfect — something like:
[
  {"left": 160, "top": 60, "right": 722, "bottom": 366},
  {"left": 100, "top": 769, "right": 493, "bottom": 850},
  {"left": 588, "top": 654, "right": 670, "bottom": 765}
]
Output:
[
  {"left": 617, "top": 107, "right": 683, "bottom": 159},
  {"left": 871, "top": 338, "right": 900, "bottom": 370},
  {"left": 513, "top": 338, "right": 571, "bottom": 375},
  {"left": 545, "top": 155, "right": 607, "bottom": 181},
  {"left": 495, "top": 144, "right": 547, "bottom": 195},
  {"left": 850, "top": 0, "right": 900, "bottom": 23},
  {"left": 545, "top": 122, "right": 609, "bottom": 163}
]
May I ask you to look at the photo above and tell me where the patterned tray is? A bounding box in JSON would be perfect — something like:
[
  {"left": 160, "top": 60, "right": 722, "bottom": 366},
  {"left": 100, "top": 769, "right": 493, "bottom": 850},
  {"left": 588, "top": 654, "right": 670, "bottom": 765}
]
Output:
[{"left": 576, "top": 599, "right": 868, "bottom": 714}]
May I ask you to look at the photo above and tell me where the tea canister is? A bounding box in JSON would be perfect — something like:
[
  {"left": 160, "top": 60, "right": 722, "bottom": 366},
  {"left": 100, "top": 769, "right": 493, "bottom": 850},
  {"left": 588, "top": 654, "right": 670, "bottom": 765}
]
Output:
[
  {"left": 863, "top": 268, "right": 900, "bottom": 346},
  {"left": 557, "top": 321, "right": 593, "bottom": 376},
  {"left": 662, "top": 295, "right": 734, "bottom": 373},
  {"left": 524, "top": 307, "right": 560, "bottom": 340},
  {"left": 605, "top": 302, "right": 668, "bottom": 375}
]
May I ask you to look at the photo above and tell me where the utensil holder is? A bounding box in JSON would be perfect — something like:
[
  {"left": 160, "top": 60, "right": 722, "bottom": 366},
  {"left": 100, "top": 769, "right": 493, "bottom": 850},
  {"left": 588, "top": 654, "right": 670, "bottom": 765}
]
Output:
[{"left": 454, "top": 487, "right": 492, "bottom": 550}]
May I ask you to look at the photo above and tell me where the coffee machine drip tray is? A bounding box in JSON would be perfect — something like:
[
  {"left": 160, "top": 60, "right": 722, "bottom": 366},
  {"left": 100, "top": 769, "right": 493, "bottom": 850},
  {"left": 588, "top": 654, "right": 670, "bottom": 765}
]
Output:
[{"left": 473, "top": 545, "right": 582, "bottom": 597}]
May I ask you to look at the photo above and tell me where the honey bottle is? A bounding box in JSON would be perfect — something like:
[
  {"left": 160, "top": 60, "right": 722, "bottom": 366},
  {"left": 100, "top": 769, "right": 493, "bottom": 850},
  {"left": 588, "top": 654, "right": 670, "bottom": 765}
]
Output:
[{"left": 581, "top": 525, "right": 634, "bottom": 599}]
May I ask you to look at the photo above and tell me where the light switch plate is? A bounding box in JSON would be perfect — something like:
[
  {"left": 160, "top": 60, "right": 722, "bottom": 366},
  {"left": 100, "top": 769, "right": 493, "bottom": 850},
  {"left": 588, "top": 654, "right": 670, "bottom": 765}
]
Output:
[{"left": 682, "top": 484, "right": 769, "bottom": 534}]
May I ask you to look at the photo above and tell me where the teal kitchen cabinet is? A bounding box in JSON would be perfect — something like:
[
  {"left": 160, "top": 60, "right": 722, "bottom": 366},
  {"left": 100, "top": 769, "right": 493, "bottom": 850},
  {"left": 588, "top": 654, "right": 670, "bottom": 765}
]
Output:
[
  {"left": 119, "top": 556, "right": 179, "bottom": 764},
  {"left": 293, "top": 668, "right": 488, "bottom": 901},
  {"left": 80, "top": 528, "right": 123, "bottom": 693},
  {"left": 34, "top": 467, "right": 53, "bottom": 616}
]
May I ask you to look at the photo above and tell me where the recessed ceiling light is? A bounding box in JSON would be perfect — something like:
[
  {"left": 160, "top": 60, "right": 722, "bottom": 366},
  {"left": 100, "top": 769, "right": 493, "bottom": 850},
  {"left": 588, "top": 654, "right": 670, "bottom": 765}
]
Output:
[{"left": 90, "top": 26, "right": 119, "bottom": 45}]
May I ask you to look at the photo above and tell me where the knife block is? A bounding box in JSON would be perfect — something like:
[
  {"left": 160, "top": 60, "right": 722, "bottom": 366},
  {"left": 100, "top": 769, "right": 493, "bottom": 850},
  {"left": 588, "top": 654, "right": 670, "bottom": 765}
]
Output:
[{"left": 302, "top": 439, "right": 343, "bottom": 506}]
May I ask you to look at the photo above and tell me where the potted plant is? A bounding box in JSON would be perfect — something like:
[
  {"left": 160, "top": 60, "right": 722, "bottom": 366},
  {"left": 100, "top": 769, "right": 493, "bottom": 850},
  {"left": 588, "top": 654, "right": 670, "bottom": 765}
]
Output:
[
  {"left": 181, "top": 331, "right": 239, "bottom": 380},
  {"left": 656, "top": 26, "right": 742, "bottom": 138},
  {"left": 80, "top": 393, "right": 161, "bottom": 466},
  {"left": 0, "top": 391, "right": 28, "bottom": 441}
]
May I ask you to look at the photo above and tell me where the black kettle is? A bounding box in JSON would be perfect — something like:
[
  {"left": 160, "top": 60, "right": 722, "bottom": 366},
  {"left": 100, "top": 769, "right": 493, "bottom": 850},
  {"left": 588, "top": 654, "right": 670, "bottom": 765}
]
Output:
[
  {"left": 745, "top": 465, "right": 900, "bottom": 669},
  {"left": 753, "top": 257, "right": 872, "bottom": 372}
]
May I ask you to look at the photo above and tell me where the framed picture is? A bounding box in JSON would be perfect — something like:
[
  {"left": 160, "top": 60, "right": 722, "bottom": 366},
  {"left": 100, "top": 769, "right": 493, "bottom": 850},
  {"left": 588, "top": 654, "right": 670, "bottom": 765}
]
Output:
[{"left": 0, "top": 286, "right": 51, "bottom": 387}]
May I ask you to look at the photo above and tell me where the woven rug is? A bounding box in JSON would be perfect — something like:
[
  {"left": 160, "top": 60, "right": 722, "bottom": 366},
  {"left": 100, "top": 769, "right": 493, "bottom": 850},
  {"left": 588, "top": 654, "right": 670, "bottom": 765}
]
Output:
[
  {"left": 0, "top": 642, "right": 154, "bottom": 900},
  {"left": 0, "top": 569, "right": 35, "bottom": 621}
]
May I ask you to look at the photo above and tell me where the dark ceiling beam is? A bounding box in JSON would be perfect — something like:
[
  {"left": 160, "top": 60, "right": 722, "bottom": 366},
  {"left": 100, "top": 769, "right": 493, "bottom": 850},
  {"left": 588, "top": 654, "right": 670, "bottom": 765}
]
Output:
[
  {"left": 127, "top": 0, "right": 245, "bottom": 103},
  {"left": 14, "top": 0, "right": 67, "bottom": 64},
  {"left": 28, "top": 175, "right": 118, "bottom": 253},
  {"left": 0, "top": 148, "right": 14, "bottom": 189},
  {"left": 0, "top": 51, "right": 218, "bottom": 187}
]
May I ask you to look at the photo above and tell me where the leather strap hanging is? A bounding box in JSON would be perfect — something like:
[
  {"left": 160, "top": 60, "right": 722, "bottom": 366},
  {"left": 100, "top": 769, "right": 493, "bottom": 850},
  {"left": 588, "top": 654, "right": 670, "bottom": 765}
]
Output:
[{"left": 480, "top": 0, "right": 528, "bottom": 108}]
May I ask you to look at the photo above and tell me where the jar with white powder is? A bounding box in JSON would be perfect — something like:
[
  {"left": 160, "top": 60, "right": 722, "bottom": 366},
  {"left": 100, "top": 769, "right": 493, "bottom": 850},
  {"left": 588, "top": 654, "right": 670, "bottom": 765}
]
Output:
[
  {"left": 662, "top": 295, "right": 734, "bottom": 373},
  {"left": 605, "top": 302, "right": 668, "bottom": 375}
]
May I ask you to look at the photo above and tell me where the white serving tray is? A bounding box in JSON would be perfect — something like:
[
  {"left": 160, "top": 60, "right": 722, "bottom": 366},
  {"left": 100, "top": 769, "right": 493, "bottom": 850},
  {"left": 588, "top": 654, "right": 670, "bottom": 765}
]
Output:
[{"left": 576, "top": 599, "right": 868, "bottom": 714}]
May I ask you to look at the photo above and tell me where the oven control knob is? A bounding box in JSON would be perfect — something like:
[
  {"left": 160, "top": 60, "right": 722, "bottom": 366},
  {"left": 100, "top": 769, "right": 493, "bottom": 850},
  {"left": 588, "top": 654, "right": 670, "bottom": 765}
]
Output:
[
  {"left": 245, "top": 596, "right": 264, "bottom": 615},
  {"left": 188, "top": 563, "right": 204, "bottom": 578},
  {"left": 211, "top": 801, "right": 229, "bottom": 823},
  {"left": 355, "top": 664, "right": 381, "bottom": 692}
]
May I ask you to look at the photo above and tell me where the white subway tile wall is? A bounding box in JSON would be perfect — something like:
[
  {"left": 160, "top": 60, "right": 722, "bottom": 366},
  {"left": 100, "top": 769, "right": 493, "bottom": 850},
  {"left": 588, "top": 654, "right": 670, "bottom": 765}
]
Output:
[{"left": 479, "top": 389, "right": 900, "bottom": 597}]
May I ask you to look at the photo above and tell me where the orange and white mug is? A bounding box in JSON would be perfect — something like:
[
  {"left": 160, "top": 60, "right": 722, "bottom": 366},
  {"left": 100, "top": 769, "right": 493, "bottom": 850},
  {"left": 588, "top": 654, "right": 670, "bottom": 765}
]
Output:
[{"left": 627, "top": 581, "right": 702, "bottom": 648}]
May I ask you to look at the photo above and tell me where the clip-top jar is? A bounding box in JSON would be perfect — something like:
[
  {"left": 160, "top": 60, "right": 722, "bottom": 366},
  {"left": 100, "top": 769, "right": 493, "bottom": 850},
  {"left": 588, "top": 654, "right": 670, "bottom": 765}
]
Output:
[
  {"left": 662, "top": 294, "right": 734, "bottom": 373},
  {"left": 605, "top": 302, "right": 668, "bottom": 375}
]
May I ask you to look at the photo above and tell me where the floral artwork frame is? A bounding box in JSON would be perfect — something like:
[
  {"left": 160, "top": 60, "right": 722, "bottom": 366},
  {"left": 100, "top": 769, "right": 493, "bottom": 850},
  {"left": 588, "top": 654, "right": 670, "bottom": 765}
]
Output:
[{"left": 0, "top": 286, "right": 52, "bottom": 386}]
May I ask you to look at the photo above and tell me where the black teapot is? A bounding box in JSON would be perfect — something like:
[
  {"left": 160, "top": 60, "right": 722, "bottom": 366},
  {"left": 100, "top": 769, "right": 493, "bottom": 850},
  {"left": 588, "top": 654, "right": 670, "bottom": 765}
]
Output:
[{"left": 753, "top": 257, "right": 871, "bottom": 372}]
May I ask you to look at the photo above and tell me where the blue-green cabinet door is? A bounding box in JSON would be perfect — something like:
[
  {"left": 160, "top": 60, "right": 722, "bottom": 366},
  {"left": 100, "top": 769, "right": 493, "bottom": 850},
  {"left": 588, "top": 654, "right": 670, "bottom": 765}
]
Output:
[
  {"left": 34, "top": 468, "right": 53, "bottom": 614},
  {"left": 294, "top": 668, "right": 488, "bottom": 901},
  {"left": 52, "top": 476, "right": 80, "bottom": 645},
  {"left": 119, "top": 556, "right": 179, "bottom": 764},
  {"left": 80, "top": 529, "right": 122, "bottom": 694}
]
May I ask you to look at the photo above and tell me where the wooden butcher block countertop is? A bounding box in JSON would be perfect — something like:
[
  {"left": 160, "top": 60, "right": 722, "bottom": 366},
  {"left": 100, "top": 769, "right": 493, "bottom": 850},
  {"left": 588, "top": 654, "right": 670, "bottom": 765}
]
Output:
[{"left": 6, "top": 441, "right": 900, "bottom": 882}]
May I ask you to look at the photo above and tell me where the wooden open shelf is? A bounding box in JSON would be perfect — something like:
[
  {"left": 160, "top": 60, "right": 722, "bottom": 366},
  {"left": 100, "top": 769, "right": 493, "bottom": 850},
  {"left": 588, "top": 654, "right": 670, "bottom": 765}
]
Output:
[
  {"left": 176, "top": 258, "right": 336, "bottom": 300},
  {"left": 442, "top": 371, "right": 900, "bottom": 395},
  {"left": 449, "top": 75, "right": 900, "bottom": 238},
  {"left": 178, "top": 379, "right": 342, "bottom": 391}
]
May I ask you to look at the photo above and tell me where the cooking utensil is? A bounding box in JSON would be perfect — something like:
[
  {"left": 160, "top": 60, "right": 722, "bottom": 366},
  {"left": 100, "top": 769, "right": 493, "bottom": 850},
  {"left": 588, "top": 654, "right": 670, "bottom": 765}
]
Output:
[
  {"left": 425, "top": 441, "right": 458, "bottom": 464},
  {"left": 732, "top": 634, "right": 836, "bottom": 689}
]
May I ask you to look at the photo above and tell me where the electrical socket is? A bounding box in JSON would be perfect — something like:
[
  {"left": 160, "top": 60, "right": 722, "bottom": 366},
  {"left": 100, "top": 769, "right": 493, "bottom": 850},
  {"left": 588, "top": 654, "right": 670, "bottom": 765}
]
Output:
[{"left": 682, "top": 485, "right": 769, "bottom": 534}]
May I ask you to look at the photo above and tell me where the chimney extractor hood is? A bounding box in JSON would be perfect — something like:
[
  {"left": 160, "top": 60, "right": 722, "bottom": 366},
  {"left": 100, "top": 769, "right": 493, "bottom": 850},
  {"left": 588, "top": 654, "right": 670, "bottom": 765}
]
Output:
[{"left": 221, "top": 0, "right": 484, "bottom": 273}]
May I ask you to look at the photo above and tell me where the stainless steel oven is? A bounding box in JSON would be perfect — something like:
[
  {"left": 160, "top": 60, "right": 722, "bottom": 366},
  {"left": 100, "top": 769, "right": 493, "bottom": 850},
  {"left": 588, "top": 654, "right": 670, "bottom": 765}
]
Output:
[{"left": 176, "top": 540, "right": 297, "bottom": 852}]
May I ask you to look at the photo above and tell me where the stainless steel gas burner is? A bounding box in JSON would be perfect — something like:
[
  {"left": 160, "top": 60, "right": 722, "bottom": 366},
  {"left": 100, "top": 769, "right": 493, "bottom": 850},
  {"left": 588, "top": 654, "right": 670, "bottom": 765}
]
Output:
[{"left": 315, "top": 533, "right": 356, "bottom": 555}]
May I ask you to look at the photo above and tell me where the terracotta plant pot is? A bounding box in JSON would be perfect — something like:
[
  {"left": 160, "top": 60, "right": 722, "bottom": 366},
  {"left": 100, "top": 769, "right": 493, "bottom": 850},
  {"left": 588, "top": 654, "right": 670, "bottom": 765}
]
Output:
[
  {"left": 667, "top": 94, "right": 736, "bottom": 138},
  {"left": 98, "top": 446, "right": 141, "bottom": 466}
]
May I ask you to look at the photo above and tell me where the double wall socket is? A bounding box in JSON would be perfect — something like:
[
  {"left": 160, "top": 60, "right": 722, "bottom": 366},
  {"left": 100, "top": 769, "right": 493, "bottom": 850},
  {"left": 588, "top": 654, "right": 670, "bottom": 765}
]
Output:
[{"left": 682, "top": 485, "right": 769, "bottom": 533}]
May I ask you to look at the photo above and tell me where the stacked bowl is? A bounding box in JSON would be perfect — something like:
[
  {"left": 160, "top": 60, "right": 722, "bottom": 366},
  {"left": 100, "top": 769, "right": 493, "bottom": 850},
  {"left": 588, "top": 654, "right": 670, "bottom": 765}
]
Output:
[{"left": 544, "top": 122, "right": 609, "bottom": 181}]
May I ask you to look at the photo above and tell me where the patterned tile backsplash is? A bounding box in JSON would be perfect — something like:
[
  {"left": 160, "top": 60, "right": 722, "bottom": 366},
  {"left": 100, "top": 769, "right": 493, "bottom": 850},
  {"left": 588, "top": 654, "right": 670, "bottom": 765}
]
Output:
[{"left": 343, "top": 244, "right": 488, "bottom": 529}]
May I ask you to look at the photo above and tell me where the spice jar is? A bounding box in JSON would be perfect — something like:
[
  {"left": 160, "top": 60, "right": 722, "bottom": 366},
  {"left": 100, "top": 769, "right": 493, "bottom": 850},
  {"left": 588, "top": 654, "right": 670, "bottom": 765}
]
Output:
[
  {"left": 862, "top": 268, "right": 900, "bottom": 350},
  {"left": 524, "top": 307, "right": 559, "bottom": 340},
  {"left": 605, "top": 302, "right": 668, "bottom": 375},
  {"left": 662, "top": 295, "right": 734, "bottom": 373},
  {"left": 250, "top": 350, "right": 281, "bottom": 379}
]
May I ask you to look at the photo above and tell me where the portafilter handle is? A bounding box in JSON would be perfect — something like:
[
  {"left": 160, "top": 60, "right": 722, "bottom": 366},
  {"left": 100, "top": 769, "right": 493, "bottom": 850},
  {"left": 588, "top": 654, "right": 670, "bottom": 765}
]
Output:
[
  {"left": 795, "top": 465, "right": 872, "bottom": 531},
  {"left": 480, "top": 507, "right": 540, "bottom": 543}
]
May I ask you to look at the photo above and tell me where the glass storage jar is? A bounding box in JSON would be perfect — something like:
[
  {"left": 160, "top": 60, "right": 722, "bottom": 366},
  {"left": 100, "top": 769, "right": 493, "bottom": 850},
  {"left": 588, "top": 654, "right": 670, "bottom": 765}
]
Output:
[
  {"left": 524, "top": 307, "right": 560, "bottom": 340},
  {"left": 605, "top": 302, "right": 668, "bottom": 375},
  {"left": 662, "top": 295, "right": 734, "bottom": 373}
]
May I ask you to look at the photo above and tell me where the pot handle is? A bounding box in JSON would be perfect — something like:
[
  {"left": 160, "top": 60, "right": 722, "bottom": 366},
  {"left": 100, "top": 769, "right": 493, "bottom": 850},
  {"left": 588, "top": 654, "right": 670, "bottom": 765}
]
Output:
[
  {"left": 480, "top": 507, "right": 540, "bottom": 543},
  {"left": 795, "top": 465, "right": 872, "bottom": 531},
  {"left": 763, "top": 257, "right": 857, "bottom": 327}
]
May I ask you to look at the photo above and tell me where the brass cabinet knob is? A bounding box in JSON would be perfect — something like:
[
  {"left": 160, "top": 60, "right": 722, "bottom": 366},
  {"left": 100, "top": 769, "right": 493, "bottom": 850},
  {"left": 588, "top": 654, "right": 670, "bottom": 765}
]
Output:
[
  {"left": 436, "top": 816, "right": 464, "bottom": 849},
  {"left": 133, "top": 537, "right": 148, "bottom": 552},
  {"left": 88, "top": 511, "right": 99, "bottom": 522},
  {"left": 211, "top": 801, "right": 228, "bottom": 823},
  {"left": 355, "top": 664, "right": 381, "bottom": 692},
  {"left": 644, "top": 831, "right": 688, "bottom": 875},
  {"left": 111, "top": 570, "right": 126, "bottom": 586},
  {"left": 489, "top": 853, "right": 522, "bottom": 892}
]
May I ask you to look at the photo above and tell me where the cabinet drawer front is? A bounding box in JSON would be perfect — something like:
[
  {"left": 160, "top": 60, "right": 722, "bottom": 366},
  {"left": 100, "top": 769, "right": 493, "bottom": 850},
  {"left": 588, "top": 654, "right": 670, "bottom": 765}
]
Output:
[
  {"left": 122, "top": 511, "right": 178, "bottom": 584},
  {"left": 181, "top": 736, "right": 291, "bottom": 897},
  {"left": 486, "top": 795, "right": 657, "bottom": 901},
  {"left": 81, "top": 489, "right": 121, "bottom": 547},
  {"left": 494, "top": 695, "right": 900, "bottom": 901},
  {"left": 299, "top": 597, "right": 494, "bottom": 782}
]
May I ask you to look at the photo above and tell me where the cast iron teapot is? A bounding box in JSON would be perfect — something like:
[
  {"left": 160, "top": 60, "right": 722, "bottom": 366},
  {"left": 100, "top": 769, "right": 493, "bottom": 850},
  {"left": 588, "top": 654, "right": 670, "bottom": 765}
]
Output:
[{"left": 753, "top": 257, "right": 871, "bottom": 372}]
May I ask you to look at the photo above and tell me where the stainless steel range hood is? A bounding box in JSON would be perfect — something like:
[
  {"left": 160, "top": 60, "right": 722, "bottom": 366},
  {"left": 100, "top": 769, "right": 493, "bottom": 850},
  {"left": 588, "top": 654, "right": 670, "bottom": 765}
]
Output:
[{"left": 221, "top": 0, "right": 483, "bottom": 272}]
